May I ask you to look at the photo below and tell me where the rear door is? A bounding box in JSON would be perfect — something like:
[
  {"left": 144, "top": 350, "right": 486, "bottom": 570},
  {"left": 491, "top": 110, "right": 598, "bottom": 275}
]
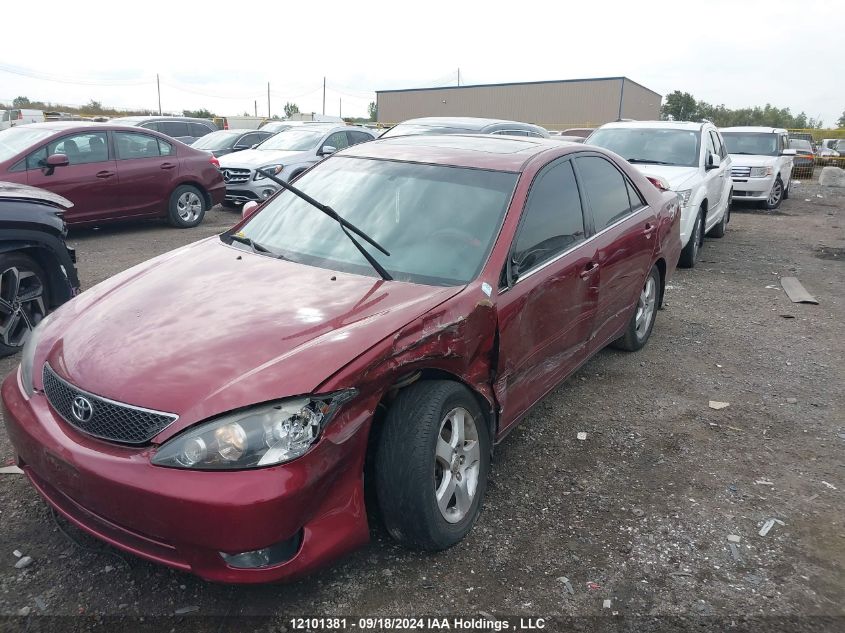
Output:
[
  {"left": 113, "top": 131, "right": 179, "bottom": 216},
  {"left": 495, "top": 157, "right": 598, "bottom": 433},
  {"left": 25, "top": 131, "right": 118, "bottom": 223},
  {"left": 572, "top": 154, "right": 656, "bottom": 352}
]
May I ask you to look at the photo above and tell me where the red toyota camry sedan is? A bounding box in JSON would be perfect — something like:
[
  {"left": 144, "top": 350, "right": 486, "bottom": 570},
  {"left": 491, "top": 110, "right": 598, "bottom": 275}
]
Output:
[
  {"left": 2, "top": 135, "right": 681, "bottom": 583},
  {"left": 0, "top": 122, "right": 224, "bottom": 228}
]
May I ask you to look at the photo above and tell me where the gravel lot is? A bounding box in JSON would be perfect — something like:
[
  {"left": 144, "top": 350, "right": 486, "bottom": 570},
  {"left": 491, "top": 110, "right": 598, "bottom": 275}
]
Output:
[{"left": 0, "top": 182, "right": 843, "bottom": 631}]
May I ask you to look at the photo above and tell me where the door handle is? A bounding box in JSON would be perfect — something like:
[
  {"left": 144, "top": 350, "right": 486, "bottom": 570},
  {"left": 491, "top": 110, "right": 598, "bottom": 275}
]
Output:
[
  {"left": 579, "top": 262, "right": 599, "bottom": 280},
  {"left": 643, "top": 222, "right": 656, "bottom": 239},
  {"left": 95, "top": 170, "right": 114, "bottom": 179},
  {"left": 160, "top": 162, "right": 176, "bottom": 170}
]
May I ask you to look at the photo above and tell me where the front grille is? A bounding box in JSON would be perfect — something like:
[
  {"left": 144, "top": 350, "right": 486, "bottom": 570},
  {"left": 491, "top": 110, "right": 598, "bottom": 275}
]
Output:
[
  {"left": 42, "top": 364, "right": 177, "bottom": 445},
  {"left": 731, "top": 166, "right": 751, "bottom": 178},
  {"left": 221, "top": 167, "right": 250, "bottom": 184}
]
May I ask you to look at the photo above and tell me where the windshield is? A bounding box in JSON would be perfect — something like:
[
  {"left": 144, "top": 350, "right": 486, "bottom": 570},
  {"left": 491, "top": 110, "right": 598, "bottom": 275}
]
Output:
[
  {"left": 192, "top": 131, "right": 240, "bottom": 150},
  {"left": 258, "top": 128, "right": 324, "bottom": 151},
  {"left": 789, "top": 139, "right": 812, "bottom": 151},
  {"left": 721, "top": 132, "right": 779, "bottom": 156},
  {"left": 260, "top": 122, "right": 290, "bottom": 133},
  {"left": 235, "top": 156, "right": 518, "bottom": 285},
  {"left": 381, "top": 124, "right": 476, "bottom": 138},
  {"left": 588, "top": 127, "right": 701, "bottom": 167},
  {"left": 0, "top": 127, "right": 55, "bottom": 162}
]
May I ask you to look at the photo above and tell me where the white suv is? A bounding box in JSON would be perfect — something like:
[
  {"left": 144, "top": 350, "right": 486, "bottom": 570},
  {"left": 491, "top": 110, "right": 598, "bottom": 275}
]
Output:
[
  {"left": 587, "top": 121, "right": 732, "bottom": 268},
  {"left": 720, "top": 127, "right": 795, "bottom": 209}
]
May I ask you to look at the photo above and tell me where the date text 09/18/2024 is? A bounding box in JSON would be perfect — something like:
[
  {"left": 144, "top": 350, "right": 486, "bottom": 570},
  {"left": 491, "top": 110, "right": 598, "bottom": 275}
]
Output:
[{"left": 289, "top": 617, "right": 548, "bottom": 630}]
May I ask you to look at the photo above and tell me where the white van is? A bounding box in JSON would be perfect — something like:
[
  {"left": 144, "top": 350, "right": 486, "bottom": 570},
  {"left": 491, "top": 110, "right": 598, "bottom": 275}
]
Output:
[{"left": 0, "top": 108, "right": 45, "bottom": 130}]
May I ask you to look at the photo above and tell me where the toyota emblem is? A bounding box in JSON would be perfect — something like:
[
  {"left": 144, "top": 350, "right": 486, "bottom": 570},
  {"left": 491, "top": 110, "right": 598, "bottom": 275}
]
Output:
[{"left": 71, "top": 395, "right": 94, "bottom": 423}]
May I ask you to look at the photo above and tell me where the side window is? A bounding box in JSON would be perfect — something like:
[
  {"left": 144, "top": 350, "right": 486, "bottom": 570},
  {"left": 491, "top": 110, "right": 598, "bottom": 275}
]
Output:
[
  {"left": 158, "top": 121, "right": 189, "bottom": 138},
  {"left": 48, "top": 132, "right": 109, "bottom": 165},
  {"left": 158, "top": 138, "right": 175, "bottom": 156},
  {"left": 140, "top": 121, "right": 159, "bottom": 132},
  {"left": 575, "top": 156, "right": 633, "bottom": 231},
  {"left": 237, "top": 133, "right": 258, "bottom": 147},
  {"left": 710, "top": 131, "right": 726, "bottom": 159},
  {"left": 114, "top": 131, "right": 162, "bottom": 159},
  {"left": 189, "top": 122, "right": 212, "bottom": 139},
  {"left": 347, "top": 131, "right": 373, "bottom": 145},
  {"left": 26, "top": 146, "right": 48, "bottom": 169},
  {"left": 705, "top": 131, "right": 718, "bottom": 159},
  {"left": 512, "top": 160, "right": 586, "bottom": 275},
  {"left": 625, "top": 179, "right": 646, "bottom": 212},
  {"left": 1, "top": 111, "right": 9, "bottom": 122},
  {"left": 322, "top": 131, "right": 349, "bottom": 151}
]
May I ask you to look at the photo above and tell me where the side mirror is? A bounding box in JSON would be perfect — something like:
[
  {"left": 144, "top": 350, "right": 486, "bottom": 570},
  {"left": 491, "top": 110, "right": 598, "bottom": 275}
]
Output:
[
  {"left": 40, "top": 153, "right": 69, "bottom": 176},
  {"left": 781, "top": 149, "right": 797, "bottom": 156},
  {"left": 233, "top": 144, "right": 248, "bottom": 151},
  {"left": 705, "top": 153, "right": 721, "bottom": 170},
  {"left": 242, "top": 201, "right": 259, "bottom": 220},
  {"left": 319, "top": 145, "right": 337, "bottom": 157}
]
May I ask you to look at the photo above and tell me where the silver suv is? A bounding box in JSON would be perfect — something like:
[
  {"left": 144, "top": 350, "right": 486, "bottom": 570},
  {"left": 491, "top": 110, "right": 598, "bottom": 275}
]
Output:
[{"left": 218, "top": 124, "right": 375, "bottom": 206}]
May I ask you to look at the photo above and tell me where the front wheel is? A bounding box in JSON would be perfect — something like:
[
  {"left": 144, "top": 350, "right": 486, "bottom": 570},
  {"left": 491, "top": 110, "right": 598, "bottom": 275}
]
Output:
[
  {"left": 376, "top": 380, "right": 490, "bottom": 551},
  {"left": 612, "top": 265, "right": 660, "bottom": 352},
  {"left": 678, "top": 208, "right": 703, "bottom": 268},
  {"left": 761, "top": 177, "right": 784, "bottom": 210},
  {"left": 167, "top": 185, "right": 207, "bottom": 228},
  {"left": 0, "top": 253, "right": 49, "bottom": 357}
]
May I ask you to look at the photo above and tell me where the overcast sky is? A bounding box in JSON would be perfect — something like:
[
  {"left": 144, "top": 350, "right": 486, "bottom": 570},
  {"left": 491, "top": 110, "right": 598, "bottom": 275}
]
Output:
[{"left": 1, "top": 0, "right": 841, "bottom": 125}]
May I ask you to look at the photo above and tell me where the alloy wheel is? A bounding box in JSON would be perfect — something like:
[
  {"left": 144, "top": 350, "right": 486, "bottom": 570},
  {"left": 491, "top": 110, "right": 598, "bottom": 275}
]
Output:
[
  {"left": 635, "top": 275, "right": 657, "bottom": 340},
  {"left": 434, "top": 407, "right": 481, "bottom": 523},
  {"left": 691, "top": 214, "right": 702, "bottom": 262},
  {"left": 176, "top": 191, "right": 203, "bottom": 222},
  {"left": 0, "top": 266, "right": 47, "bottom": 348},
  {"left": 768, "top": 180, "right": 783, "bottom": 207}
]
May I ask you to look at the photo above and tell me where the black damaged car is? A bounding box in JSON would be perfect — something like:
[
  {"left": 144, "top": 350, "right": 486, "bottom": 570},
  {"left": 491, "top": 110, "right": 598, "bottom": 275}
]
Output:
[{"left": 0, "top": 182, "right": 80, "bottom": 356}]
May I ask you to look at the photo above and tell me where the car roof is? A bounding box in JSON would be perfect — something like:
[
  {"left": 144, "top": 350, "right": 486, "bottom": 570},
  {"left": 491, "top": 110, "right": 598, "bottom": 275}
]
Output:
[
  {"left": 8, "top": 121, "right": 171, "bottom": 134},
  {"left": 0, "top": 181, "right": 73, "bottom": 208},
  {"left": 720, "top": 126, "right": 787, "bottom": 134},
  {"left": 598, "top": 120, "right": 706, "bottom": 131},
  {"left": 340, "top": 134, "right": 574, "bottom": 171},
  {"left": 396, "top": 117, "right": 541, "bottom": 131}
]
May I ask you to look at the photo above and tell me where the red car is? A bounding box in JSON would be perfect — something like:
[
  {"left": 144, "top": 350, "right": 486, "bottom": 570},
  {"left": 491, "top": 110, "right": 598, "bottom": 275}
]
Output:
[
  {"left": 0, "top": 123, "right": 224, "bottom": 227},
  {"left": 2, "top": 135, "right": 681, "bottom": 583}
]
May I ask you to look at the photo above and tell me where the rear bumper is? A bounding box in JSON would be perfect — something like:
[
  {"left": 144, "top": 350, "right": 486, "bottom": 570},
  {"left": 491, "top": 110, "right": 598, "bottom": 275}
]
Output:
[{"left": 1, "top": 370, "right": 370, "bottom": 583}]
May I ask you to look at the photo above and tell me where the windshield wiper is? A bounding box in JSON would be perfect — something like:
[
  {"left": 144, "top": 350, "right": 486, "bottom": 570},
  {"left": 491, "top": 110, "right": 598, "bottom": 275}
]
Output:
[
  {"left": 255, "top": 167, "right": 393, "bottom": 281},
  {"left": 227, "top": 233, "right": 289, "bottom": 260},
  {"left": 626, "top": 158, "right": 675, "bottom": 165}
]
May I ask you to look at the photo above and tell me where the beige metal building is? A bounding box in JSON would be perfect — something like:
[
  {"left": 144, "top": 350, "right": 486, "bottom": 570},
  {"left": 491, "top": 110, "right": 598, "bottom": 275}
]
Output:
[{"left": 376, "top": 77, "right": 661, "bottom": 130}]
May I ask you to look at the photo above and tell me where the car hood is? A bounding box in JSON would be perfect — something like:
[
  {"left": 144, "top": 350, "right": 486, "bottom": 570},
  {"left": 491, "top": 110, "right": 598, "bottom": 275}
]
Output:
[
  {"left": 218, "top": 148, "right": 310, "bottom": 168},
  {"left": 40, "top": 238, "right": 461, "bottom": 438},
  {"left": 632, "top": 165, "right": 700, "bottom": 191},
  {"left": 727, "top": 154, "right": 778, "bottom": 167}
]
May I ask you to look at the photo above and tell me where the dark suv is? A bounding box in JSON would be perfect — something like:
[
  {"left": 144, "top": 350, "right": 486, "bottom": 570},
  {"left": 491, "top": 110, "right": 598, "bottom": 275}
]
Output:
[
  {"left": 0, "top": 182, "right": 80, "bottom": 356},
  {"left": 108, "top": 116, "right": 217, "bottom": 144}
]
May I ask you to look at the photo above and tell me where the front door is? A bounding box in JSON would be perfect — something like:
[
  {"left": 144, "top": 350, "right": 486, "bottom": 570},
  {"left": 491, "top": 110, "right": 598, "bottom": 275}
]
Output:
[
  {"left": 495, "top": 158, "right": 598, "bottom": 433},
  {"left": 572, "top": 154, "right": 656, "bottom": 351},
  {"left": 26, "top": 131, "right": 118, "bottom": 223}
]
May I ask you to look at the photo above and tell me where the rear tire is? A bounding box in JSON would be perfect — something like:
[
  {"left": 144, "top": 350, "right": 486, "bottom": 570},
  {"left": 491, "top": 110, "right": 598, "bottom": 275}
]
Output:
[
  {"left": 0, "top": 253, "right": 49, "bottom": 357},
  {"left": 678, "top": 207, "right": 703, "bottom": 268},
  {"left": 612, "top": 265, "right": 660, "bottom": 352},
  {"left": 167, "top": 185, "right": 207, "bottom": 228},
  {"left": 376, "top": 380, "right": 490, "bottom": 551},
  {"left": 782, "top": 177, "right": 790, "bottom": 199}
]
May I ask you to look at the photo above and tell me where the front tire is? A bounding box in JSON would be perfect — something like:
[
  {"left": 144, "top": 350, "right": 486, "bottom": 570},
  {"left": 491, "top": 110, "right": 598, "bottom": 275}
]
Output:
[
  {"left": 376, "top": 380, "right": 490, "bottom": 551},
  {"left": 708, "top": 204, "right": 729, "bottom": 238},
  {"left": 678, "top": 207, "right": 703, "bottom": 268},
  {"left": 612, "top": 265, "right": 660, "bottom": 352},
  {"left": 0, "top": 253, "right": 49, "bottom": 357},
  {"left": 167, "top": 185, "right": 207, "bottom": 228},
  {"left": 762, "top": 177, "right": 784, "bottom": 210}
]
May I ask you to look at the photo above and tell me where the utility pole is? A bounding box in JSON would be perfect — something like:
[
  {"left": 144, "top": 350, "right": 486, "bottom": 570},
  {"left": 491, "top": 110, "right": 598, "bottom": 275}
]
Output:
[
  {"left": 457, "top": 68, "right": 460, "bottom": 87},
  {"left": 254, "top": 100, "right": 257, "bottom": 117},
  {"left": 322, "top": 76, "right": 326, "bottom": 115},
  {"left": 267, "top": 82, "right": 271, "bottom": 118},
  {"left": 339, "top": 98, "right": 342, "bottom": 118},
  {"left": 156, "top": 73, "right": 162, "bottom": 115}
]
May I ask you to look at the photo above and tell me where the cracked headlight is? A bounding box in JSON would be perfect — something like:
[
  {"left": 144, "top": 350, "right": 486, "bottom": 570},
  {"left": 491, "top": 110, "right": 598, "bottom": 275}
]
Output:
[
  {"left": 151, "top": 391, "right": 356, "bottom": 470},
  {"left": 676, "top": 189, "right": 692, "bottom": 206},
  {"left": 750, "top": 166, "right": 773, "bottom": 177},
  {"left": 253, "top": 165, "right": 283, "bottom": 180}
]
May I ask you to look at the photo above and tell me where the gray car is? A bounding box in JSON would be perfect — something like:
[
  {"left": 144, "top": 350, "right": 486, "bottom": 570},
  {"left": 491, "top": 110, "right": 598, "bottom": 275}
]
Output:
[
  {"left": 191, "top": 129, "right": 274, "bottom": 157},
  {"left": 108, "top": 116, "right": 217, "bottom": 144},
  {"left": 380, "top": 116, "right": 549, "bottom": 139},
  {"left": 218, "top": 124, "right": 375, "bottom": 206}
]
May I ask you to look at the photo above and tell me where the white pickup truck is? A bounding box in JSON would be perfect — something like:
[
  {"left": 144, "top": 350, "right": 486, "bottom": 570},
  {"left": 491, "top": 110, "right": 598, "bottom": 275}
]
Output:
[{"left": 719, "top": 127, "right": 795, "bottom": 209}]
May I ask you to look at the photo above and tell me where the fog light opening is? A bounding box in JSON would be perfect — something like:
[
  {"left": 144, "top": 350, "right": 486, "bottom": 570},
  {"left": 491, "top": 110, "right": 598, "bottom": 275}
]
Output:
[
  {"left": 261, "top": 188, "right": 276, "bottom": 199},
  {"left": 219, "top": 530, "right": 302, "bottom": 569}
]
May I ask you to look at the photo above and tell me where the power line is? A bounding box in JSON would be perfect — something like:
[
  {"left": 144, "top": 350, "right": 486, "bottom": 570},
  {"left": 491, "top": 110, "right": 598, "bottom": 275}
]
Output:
[{"left": 0, "top": 63, "right": 153, "bottom": 87}]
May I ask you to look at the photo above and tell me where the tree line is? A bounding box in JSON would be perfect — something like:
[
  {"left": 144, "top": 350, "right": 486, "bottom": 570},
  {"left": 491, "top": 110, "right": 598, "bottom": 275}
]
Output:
[{"left": 661, "top": 91, "right": 844, "bottom": 129}]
